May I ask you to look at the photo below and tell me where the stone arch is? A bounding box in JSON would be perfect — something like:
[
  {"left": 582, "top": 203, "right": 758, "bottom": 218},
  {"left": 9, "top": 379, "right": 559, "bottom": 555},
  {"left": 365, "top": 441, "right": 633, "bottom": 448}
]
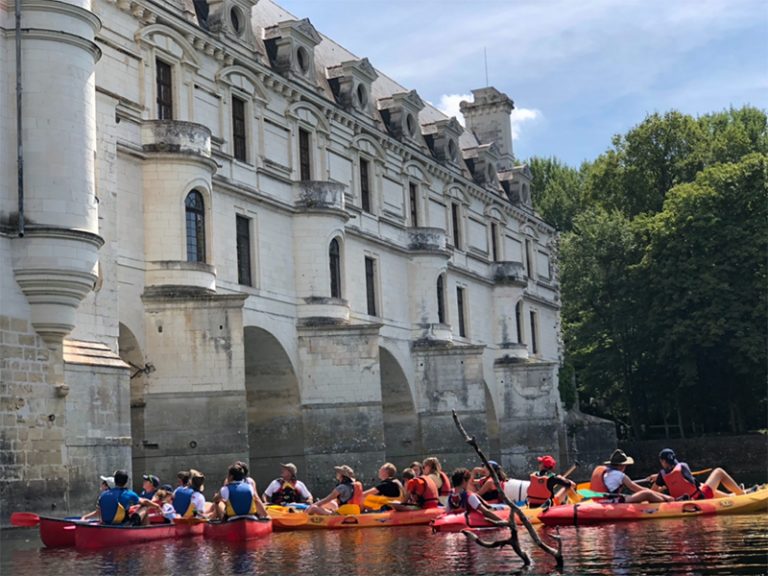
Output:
[
  {"left": 379, "top": 345, "right": 421, "bottom": 464},
  {"left": 118, "top": 323, "right": 148, "bottom": 479},
  {"left": 215, "top": 65, "right": 269, "bottom": 103},
  {"left": 351, "top": 134, "right": 386, "bottom": 161},
  {"left": 446, "top": 185, "right": 469, "bottom": 205},
  {"left": 135, "top": 24, "right": 201, "bottom": 69},
  {"left": 286, "top": 101, "right": 330, "bottom": 134},
  {"left": 244, "top": 326, "right": 306, "bottom": 488},
  {"left": 402, "top": 160, "right": 431, "bottom": 185}
]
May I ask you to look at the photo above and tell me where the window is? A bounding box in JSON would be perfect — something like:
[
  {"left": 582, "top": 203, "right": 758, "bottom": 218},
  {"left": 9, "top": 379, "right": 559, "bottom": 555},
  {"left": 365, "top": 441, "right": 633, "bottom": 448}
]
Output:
[
  {"left": 232, "top": 95, "right": 247, "bottom": 162},
  {"left": 360, "top": 158, "right": 371, "bottom": 212},
  {"left": 490, "top": 222, "right": 499, "bottom": 261},
  {"left": 456, "top": 287, "right": 466, "bottom": 337},
  {"left": 530, "top": 310, "right": 538, "bottom": 354},
  {"left": 525, "top": 239, "right": 534, "bottom": 279},
  {"left": 329, "top": 239, "right": 342, "bottom": 298},
  {"left": 185, "top": 191, "right": 206, "bottom": 263},
  {"left": 437, "top": 275, "right": 445, "bottom": 324},
  {"left": 299, "top": 128, "right": 311, "bottom": 181},
  {"left": 515, "top": 301, "right": 524, "bottom": 344},
  {"left": 451, "top": 202, "right": 461, "bottom": 249},
  {"left": 365, "top": 256, "right": 377, "bottom": 316},
  {"left": 409, "top": 182, "right": 419, "bottom": 226},
  {"left": 156, "top": 59, "right": 173, "bottom": 120},
  {"left": 236, "top": 215, "right": 251, "bottom": 285}
]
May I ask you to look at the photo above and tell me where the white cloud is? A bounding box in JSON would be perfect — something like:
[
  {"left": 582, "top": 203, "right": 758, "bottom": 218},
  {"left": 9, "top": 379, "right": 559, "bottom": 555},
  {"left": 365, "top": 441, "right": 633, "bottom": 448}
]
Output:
[{"left": 436, "top": 94, "right": 542, "bottom": 142}]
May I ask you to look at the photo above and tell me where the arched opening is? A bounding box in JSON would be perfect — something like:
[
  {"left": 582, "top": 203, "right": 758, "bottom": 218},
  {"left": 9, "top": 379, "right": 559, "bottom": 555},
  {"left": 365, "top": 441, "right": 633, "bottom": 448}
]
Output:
[
  {"left": 185, "top": 190, "right": 206, "bottom": 263},
  {"left": 118, "top": 323, "right": 147, "bottom": 481},
  {"left": 484, "top": 382, "right": 500, "bottom": 462},
  {"left": 380, "top": 346, "right": 421, "bottom": 464},
  {"left": 244, "top": 326, "right": 305, "bottom": 487},
  {"left": 436, "top": 274, "right": 446, "bottom": 324},
  {"left": 329, "top": 238, "right": 342, "bottom": 298}
]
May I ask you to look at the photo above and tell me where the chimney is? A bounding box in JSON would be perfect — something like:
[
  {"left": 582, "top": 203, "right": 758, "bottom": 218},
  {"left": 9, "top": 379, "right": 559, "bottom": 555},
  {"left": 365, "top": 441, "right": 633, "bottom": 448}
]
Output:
[{"left": 459, "top": 87, "right": 515, "bottom": 171}]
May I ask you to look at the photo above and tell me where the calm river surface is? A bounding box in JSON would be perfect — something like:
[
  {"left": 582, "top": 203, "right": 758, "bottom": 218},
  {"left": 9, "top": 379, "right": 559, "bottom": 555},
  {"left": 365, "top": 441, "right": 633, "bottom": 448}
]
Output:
[{"left": 2, "top": 513, "right": 766, "bottom": 576}]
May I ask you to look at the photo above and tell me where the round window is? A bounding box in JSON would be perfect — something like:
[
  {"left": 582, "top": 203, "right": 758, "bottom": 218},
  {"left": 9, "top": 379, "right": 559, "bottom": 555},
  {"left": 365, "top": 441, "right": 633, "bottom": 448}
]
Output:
[
  {"left": 230, "top": 6, "right": 244, "bottom": 35},
  {"left": 406, "top": 113, "right": 417, "bottom": 137},
  {"left": 296, "top": 46, "right": 310, "bottom": 74}
]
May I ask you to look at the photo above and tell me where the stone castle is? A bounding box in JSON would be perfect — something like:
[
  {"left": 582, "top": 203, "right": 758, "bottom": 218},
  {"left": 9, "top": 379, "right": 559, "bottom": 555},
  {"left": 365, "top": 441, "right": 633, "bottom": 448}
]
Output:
[{"left": 0, "top": 0, "right": 613, "bottom": 519}]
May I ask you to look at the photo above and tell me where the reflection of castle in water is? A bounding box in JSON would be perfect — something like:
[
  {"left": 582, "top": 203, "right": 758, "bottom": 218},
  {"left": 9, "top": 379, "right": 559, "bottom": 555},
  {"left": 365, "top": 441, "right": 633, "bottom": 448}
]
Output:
[{"left": 0, "top": 0, "right": 614, "bottom": 516}]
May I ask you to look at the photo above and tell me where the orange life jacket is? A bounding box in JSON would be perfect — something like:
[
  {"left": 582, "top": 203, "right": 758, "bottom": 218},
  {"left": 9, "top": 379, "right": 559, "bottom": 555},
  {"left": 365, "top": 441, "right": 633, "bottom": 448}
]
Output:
[
  {"left": 590, "top": 465, "right": 609, "bottom": 493},
  {"left": 527, "top": 472, "right": 553, "bottom": 506},
  {"left": 662, "top": 464, "right": 703, "bottom": 499},
  {"left": 351, "top": 481, "right": 364, "bottom": 507},
  {"left": 410, "top": 476, "right": 440, "bottom": 508},
  {"left": 438, "top": 471, "right": 451, "bottom": 497}
]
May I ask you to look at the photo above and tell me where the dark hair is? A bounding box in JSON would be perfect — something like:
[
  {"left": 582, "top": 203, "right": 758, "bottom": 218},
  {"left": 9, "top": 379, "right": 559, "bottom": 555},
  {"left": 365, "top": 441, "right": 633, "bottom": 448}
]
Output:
[
  {"left": 659, "top": 448, "right": 677, "bottom": 464},
  {"left": 113, "top": 470, "right": 129, "bottom": 487},
  {"left": 235, "top": 460, "right": 249, "bottom": 477},
  {"left": 490, "top": 462, "right": 508, "bottom": 482},
  {"left": 228, "top": 464, "right": 245, "bottom": 482},
  {"left": 402, "top": 468, "right": 415, "bottom": 480},
  {"left": 177, "top": 470, "right": 191, "bottom": 485},
  {"left": 451, "top": 467, "right": 471, "bottom": 488}
]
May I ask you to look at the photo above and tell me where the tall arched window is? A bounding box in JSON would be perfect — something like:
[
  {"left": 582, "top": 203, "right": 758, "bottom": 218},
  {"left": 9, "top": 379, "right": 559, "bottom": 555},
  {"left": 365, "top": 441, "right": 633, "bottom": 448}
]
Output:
[
  {"left": 185, "top": 190, "right": 206, "bottom": 263},
  {"left": 329, "top": 238, "right": 341, "bottom": 298},
  {"left": 436, "top": 275, "right": 446, "bottom": 324},
  {"left": 515, "top": 301, "right": 524, "bottom": 344}
]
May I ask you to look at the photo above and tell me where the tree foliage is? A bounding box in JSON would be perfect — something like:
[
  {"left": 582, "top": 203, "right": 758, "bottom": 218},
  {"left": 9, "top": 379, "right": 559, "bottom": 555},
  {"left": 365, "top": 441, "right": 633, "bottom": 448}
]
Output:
[{"left": 529, "top": 106, "right": 768, "bottom": 437}]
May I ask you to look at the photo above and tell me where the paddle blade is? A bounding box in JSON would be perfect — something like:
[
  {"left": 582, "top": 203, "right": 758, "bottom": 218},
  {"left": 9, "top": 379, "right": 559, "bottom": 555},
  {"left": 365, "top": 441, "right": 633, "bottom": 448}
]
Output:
[{"left": 11, "top": 512, "right": 40, "bottom": 527}]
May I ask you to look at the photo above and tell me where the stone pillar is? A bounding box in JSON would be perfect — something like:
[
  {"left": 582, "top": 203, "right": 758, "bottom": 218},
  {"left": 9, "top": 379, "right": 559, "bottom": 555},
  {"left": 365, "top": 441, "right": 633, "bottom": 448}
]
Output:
[
  {"left": 12, "top": 0, "right": 104, "bottom": 345},
  {"left": 407, "top": 227, "right": 451, "bottom": 342},
  {"left": 296, "top": 324, "right": 385, "bottom": 491},
  {"left": 459, "top": 87, "right": 515, "bottom": 171},
  {"left": 491, "top": 261, "right": 528, "bottom": 361}
]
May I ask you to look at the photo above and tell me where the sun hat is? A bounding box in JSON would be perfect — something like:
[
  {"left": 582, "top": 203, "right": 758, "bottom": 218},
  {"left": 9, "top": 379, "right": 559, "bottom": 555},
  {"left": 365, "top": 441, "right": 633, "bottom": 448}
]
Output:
[
  {"left": 280, "top": 463, "right": 298, "bottom": 476},
  {"left": 100, "top": 475, "right": 116, "bottom": 489},
  {"left": 537, "top": 455, "right": 557, "bottom": 469},
  {"left": 334, "top": 465, "right": 355, "bottom": 479},
  {"left": 605, "top": 449, "right": 634, "bottom": 466}
]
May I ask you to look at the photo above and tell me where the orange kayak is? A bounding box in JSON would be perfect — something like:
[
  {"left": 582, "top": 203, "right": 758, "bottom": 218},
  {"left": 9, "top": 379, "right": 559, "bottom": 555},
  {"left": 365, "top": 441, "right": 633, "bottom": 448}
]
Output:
[{"left": 269, "top": 506, "right": 443, "bottom": 530}]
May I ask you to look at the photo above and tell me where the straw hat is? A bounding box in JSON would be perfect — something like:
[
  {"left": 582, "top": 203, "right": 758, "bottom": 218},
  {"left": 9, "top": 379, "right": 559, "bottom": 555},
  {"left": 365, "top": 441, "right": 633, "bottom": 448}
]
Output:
[
  {"left": 605, "top": 449, "right": 635, "bottom": 466},
  {"left": 334, "top": 465, "right": 355, "bottom": 479}
]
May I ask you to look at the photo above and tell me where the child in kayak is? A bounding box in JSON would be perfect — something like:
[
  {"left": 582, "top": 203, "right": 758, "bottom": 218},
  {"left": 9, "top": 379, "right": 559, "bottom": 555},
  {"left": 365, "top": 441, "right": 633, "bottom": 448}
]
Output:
[
  {"left": 526, "top": 455, "right": 576, "bottom": 508},
  {"left": 447, "top": 468, "right": 506, "bottom": 524},
  {"left": 651, "top": 448, "right": 745, "bottom": 500}
]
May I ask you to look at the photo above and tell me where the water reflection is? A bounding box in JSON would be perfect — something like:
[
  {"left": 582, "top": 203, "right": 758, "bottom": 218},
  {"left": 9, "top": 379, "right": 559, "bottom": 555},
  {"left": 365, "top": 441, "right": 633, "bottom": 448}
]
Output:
[{"left": 1, "top": 514, "right": 766, "bottom": 576}]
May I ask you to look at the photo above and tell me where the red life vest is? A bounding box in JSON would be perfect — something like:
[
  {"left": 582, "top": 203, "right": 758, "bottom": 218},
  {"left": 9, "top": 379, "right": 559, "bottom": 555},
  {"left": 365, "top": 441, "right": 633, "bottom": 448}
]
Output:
[
  {"left": 438, "top": 471, "right": 451, "bottom": 496},
  {"left": 351, "top": 481, "right": 364, "bottom": 507},
  {"left": 662, "top": 464, "right": 703, "bottom": 499},
  {"left": 269, "top": 479, "right": 306, "bottom": 505},
  {"left": 590, "top": 465, "right": 609, "bottom": 493},
  {"left": 409, "top": 476, "right": 440, "bottom": 508},
  {"left": 527, "top": 472, "right": 553, "bottom": 506}
]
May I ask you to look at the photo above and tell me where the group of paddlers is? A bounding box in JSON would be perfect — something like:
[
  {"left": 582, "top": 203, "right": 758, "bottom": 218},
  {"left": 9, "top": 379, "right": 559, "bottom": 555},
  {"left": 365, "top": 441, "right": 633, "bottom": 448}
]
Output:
[{"left": 85, "top": 447, "right": 748, "bottom": 526}]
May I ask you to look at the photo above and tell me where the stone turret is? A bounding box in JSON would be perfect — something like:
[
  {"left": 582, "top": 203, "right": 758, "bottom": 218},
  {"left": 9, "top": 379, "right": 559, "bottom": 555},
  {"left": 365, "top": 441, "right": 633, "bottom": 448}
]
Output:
[{"left": 460, "top": 87, "right": 515, "bottom": 171}]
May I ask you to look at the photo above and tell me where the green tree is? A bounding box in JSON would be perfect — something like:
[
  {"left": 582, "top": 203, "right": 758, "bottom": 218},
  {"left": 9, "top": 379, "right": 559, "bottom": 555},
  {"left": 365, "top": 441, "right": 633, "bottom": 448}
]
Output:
[{"left": 528, "top": 156, "right": 585, "bottom": 232}]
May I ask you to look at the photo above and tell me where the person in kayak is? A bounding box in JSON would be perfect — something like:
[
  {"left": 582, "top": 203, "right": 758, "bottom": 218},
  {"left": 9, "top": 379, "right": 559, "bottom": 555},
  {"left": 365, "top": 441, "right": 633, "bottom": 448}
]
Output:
[
  {"left": 447, "top": 468, "right": 506, "bottom": 524},
  {"left": 391, "top": 466, "right": 440, "bottom": 511},
  {"left": 97, "top": 469, "right": 140, "bottom": 524},
  {"left": 263, "top": 462, "right": 314, "bottom": 505},
  {"left": 422, "top": 457, "right": 451, "bottom": 506},
  {"left": 139, "top": 474, "right": 160, "bottom": 499},
  {"left": 213, "top": 463, "right": 268, "bottom": 520},
  {"left": 590, "top": 449, "right": 673, "bottom": 504},
  {"left": 81, "top": 475, "right": 115, "bottom": 521},
  {"left": 474, "top": 460, "right": 509, "bottom": 503},
  {"left": 362, "top": 462, "right": 404, "bottom": 509},
  {"left": 651, "top": 448, "right": 745, "bottom": 500},
  {"left": 173, "top": 470, "right": 207, "bottom": 518},
  {"left": 410, "top": 461, "right": 423, "bottom": 477},
  {"left": 526, "top": 455, "right": 576, "bottom": 508},
  {"left": 306, "top": 465, "right": 363, "bottom": 515}
]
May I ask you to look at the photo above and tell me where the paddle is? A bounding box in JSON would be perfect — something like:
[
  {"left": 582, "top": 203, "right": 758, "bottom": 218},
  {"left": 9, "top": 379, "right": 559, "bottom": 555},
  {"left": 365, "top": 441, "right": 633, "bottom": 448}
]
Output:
[
  {"left": 10, "top": 512, "right": 40, "bottom": 527},
  {"left": 552, "top": 462, "right": 580, "bottom": 504}
]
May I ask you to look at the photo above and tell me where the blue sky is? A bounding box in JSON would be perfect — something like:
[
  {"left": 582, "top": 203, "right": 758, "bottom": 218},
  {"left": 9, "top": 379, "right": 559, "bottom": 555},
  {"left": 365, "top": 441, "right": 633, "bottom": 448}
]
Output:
[{"left": 277, "top": 0, "right": 767, "bottom": 166}]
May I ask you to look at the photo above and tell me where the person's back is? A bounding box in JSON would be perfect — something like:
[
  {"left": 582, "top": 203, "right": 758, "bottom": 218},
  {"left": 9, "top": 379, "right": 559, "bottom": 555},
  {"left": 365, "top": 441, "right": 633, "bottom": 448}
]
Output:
[
  {"left": 222, "top": 480, "right": 257, "bottom": 517},
  {"left": 98, "top": 470, "right": 139, "bottom": 524}
]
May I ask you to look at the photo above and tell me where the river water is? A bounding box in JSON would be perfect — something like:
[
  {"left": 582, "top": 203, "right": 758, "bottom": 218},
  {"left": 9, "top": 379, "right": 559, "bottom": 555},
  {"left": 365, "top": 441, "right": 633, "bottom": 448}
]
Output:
[{"left": 1, "top": 513, "right": 766, "bottom": 575}]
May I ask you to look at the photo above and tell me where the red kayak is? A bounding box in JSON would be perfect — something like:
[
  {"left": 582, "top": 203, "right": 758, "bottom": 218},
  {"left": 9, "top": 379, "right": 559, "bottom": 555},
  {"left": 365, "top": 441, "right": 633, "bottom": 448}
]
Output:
[
  {"left": 74, "top": 521, "right": 203, "bottom": 550},
  {"left": 203, "top": 516, "right": 272, "bottom": 542},
  {"left": 39, "top": 516, "right": 80, "bottom": 548}
]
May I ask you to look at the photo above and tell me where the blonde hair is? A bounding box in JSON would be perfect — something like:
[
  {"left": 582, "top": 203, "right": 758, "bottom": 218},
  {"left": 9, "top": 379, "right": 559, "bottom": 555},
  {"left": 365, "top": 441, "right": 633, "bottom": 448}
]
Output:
[
  {"left": 381, "top": 462, "right": 397, "bottom": 478},
  {"left": 422, "top": 456, "right": 441, "bottom": 472}
]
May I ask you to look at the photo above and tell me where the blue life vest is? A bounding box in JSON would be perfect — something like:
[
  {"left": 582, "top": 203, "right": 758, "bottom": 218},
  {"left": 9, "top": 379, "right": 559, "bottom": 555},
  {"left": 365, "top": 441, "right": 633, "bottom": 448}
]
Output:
[
  {"left": 173, "top": 486, "right": 195, "bottom": 517},
  {"left": 447, "top": 489, "right": 468, "bottom": 512},
  {"left": 98, "top": 487, "right": 139, "bottom": 524},
  {"left": 224, "top": 481, "right": 256, "bottom": 517},
  {"left": 140, "top": 489, "right": 155, "bottom": 499}
]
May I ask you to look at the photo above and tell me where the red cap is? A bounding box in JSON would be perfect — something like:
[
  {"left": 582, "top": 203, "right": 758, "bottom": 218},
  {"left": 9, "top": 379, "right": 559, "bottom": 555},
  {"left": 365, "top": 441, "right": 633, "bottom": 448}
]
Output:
[{"left": 537, "top": 455, "right": 556, "bottom": 469}]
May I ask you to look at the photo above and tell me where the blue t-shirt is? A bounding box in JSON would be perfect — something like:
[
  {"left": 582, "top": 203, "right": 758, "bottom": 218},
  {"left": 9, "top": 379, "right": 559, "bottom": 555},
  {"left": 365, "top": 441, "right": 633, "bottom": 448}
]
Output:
[{"left": 98, "top": 487, "right": 140, "bottom": 524}]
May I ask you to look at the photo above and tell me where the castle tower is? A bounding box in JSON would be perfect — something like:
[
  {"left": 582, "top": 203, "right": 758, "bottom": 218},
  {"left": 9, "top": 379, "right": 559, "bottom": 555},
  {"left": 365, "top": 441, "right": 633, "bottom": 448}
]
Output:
[
  {"left": 459, "top": 87, "right": 515, "bottom": 171},
  {"left": 11, "top": 0, "right": 103, "bottom": 345}
]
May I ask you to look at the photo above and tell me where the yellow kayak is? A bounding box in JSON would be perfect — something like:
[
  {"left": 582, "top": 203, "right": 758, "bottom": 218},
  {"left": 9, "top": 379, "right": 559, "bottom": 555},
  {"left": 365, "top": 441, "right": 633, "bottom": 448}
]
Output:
[{"left": 268, "top": 505, "right": 443, "bottom": 530}]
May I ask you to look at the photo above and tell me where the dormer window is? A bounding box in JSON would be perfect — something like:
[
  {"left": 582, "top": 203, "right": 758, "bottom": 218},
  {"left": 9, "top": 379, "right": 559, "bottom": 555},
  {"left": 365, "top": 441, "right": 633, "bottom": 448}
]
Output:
[
  {"left": 378, "top": 90, "right": 425, "bottom": 145},
  {"left": 326, "top": 58, "right": 378, "bottom": 115},
  {"left": 423, "top": 117, "right": 464, "bottom": 166},
  {"left": 264, "top": 19, "right": 322, "bottom": 84},
  {"left": 463, "top": 143, "right": 500, "bottom": 189}
]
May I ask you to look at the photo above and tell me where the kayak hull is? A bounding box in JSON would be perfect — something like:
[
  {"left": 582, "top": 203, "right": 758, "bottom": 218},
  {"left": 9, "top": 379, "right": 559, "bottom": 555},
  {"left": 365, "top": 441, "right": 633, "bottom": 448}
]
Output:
[
  {"left": 431, "top": 505, "right": 544, "bottom": 533},
  {"left": 540, "top": 485, "right": 768, "bottom": 526},
  {"left": 203, "top": 516, "right": 272, "bottom": 541},
  {"left": 75, "top": 522, "right": 178, "bottom": 550},
  {"left": 269, "top": 507, "right": 443, "bottom": 530},
  {"left": 39, "top": 516, "right": 79, "bottom": 548}
]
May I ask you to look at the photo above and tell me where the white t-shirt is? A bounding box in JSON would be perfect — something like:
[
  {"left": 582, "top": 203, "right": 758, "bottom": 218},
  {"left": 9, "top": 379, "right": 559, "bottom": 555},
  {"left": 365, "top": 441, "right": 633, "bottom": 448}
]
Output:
[
  {"left": 604, "top": 469, "right": 625, "bottom": 493},
  {"left": 161, "top": 502, "right": 176, "bottom": 520},
  {"left": 263, "top": 479, "right": 313, "bottom": 501},
  {"left": 467, "top": 492, "right": 482, "bottom": 511},
  {"left": 191, "top": 491, "right": 206, "bottom": 513}
]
